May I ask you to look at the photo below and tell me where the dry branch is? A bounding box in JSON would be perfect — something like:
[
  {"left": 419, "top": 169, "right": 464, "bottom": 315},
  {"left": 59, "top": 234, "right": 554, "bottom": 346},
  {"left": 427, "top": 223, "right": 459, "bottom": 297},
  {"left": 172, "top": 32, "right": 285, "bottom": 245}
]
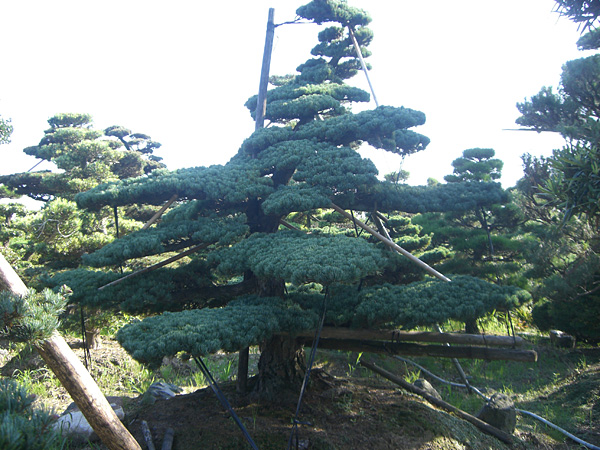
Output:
[
  {"left": 98, "top": 242, "right": 209, "bottom": 290},
  {"left": 330, "top": 203, "right": 451, "bottom": 282},
  {"left": 142, "top": 194, "right": 178, "bottom": 230}
]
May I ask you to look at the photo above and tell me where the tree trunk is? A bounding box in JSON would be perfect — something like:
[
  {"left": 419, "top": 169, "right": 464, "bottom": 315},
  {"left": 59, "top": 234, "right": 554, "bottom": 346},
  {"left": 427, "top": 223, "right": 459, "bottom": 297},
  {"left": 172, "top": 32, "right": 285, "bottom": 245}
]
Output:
[
  {"left": 465, "top": 318, "right": 480, "bottom": 334},
  {"left": 255, "top": 335, "right": 306, "bottom": 400}
]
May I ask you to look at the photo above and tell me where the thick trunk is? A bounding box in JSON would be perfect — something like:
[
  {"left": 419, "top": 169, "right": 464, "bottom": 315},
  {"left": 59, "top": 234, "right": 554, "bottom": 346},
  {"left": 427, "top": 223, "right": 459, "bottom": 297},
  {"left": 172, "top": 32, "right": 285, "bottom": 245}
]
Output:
[{"left": 255, "top": 335, "right": 306, "bottom": 400}]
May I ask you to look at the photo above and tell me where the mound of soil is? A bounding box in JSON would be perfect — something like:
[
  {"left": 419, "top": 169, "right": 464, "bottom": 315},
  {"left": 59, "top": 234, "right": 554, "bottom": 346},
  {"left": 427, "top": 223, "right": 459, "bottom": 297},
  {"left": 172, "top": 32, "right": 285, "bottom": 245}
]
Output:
[{"left": 126, "top": 371, "right": 514, "bottom": 450}]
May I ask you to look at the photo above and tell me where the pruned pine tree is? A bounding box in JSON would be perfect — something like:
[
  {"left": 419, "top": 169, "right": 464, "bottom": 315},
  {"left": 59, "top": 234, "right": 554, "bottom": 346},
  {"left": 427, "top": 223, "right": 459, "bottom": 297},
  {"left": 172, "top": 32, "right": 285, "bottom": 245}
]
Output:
[
  {"left": 53, "top": 1, "right": 528, "bottom": 396},
  {"left": 0, "top": 114, "right": 165, "bottom": 274}
]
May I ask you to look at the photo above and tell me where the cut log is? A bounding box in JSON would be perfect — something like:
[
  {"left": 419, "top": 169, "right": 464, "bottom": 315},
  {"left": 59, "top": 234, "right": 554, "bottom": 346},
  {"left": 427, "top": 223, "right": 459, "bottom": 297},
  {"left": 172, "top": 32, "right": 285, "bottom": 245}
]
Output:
[
  {"left": 284, "top": 327, "right": 524, "bottom": 347},
  {"left": 0, "top": 254, "right": 141, "bottom": 450},
  {"left": 305, "top": 337, "right": 537, "bottom": 362},
  {"left": 360, "top": 360, "right": 514, "bottom": 445}
]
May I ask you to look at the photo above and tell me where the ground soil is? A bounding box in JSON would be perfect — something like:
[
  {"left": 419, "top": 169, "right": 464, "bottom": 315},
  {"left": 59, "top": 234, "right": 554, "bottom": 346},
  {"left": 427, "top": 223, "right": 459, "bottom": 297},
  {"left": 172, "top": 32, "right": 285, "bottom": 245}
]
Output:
[{"left": 1, "top": 336, "right": 598, "bottom": 450}]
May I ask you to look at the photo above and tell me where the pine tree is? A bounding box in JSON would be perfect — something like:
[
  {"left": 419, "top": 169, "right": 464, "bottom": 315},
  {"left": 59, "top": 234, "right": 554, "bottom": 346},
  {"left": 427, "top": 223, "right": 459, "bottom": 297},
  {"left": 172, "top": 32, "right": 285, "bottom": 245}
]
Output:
[{"left": 50, "top": 1, "right": 527, "bottom": 396}]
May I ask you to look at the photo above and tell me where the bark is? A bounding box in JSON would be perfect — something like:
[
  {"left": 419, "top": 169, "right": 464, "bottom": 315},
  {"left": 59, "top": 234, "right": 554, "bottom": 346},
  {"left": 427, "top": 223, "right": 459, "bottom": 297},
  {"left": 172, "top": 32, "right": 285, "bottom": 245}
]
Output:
[{"left": 256, "top": 335, "right": 306, "bottom": 400}]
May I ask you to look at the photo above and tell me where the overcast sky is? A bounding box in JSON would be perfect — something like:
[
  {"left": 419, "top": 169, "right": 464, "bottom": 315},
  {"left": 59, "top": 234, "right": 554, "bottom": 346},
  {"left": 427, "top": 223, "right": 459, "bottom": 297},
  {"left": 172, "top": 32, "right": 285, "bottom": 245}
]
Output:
[{"left": 0, "top": 1, "right": 592, "bottom": 189}]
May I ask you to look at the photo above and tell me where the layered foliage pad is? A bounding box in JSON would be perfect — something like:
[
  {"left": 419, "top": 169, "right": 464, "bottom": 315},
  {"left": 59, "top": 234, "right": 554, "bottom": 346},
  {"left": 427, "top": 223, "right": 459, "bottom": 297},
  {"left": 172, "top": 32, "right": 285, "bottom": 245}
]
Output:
[
  {"left": 116, "top": 275, "right": 530, "bottom": 368},
  {"left": 54, "top": 0, "right": 520, "bottom": 366}
]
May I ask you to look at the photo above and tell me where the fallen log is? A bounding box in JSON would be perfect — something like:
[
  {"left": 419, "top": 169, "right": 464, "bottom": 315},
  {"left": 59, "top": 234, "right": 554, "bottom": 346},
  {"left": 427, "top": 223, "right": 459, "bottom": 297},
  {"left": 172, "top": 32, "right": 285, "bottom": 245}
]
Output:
[
  {"left": 359, "top": 359, "right": 514, "bottom": 445},
  {"left": 302, "top": 337, "right": 537, "bottom": 362},
  {"left": 286, "top": 327, "right": 524, "bottom": 347}
]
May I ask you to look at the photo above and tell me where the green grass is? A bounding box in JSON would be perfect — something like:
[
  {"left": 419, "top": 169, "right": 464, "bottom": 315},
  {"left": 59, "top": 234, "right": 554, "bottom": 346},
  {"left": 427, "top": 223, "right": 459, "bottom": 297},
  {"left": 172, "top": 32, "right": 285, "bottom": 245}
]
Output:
[{"left": 1, "top": 322, "right": 598, "bottom": 448}]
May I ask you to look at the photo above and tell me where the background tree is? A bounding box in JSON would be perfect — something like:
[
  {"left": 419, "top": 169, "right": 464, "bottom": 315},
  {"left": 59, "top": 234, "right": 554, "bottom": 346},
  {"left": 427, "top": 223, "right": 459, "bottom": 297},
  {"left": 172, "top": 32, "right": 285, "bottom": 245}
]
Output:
[
  {"left": 49, "top": 0, "right": 527, "bottom": 398},
  {"left": 413, "top": 149, "right": 526, "bottom": 332},
  {"left": 0, "top": 114, "right": 12, "bottom": 145},
  {"left": 515, "top": 0, "right": 600, "bottom": 341}
]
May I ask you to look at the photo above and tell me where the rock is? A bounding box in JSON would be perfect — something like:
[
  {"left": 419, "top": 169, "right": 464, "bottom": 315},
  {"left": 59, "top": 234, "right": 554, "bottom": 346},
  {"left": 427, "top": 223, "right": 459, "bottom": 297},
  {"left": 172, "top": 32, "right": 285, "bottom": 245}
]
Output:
[
  {"left": 476, "top": 392, "right": 516, "bottom": 434},
  {"left": 550, "top": 330, "right": 576, "bottom": 348},
  {"left": 413, "top": 378, "right": 442, "bottom": 400},
  {"left": 53, "top": 400, "right": 125, "bottom": 445},
  {"left": 142, "top": 381, "right": 183, "bottom": 405}
]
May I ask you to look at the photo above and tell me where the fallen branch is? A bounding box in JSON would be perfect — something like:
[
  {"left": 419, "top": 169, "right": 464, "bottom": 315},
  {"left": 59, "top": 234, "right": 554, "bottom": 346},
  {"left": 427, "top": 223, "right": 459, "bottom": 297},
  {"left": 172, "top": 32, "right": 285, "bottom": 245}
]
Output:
[{"left": 360, "top": 359, "right": 514, "bottom": 445}]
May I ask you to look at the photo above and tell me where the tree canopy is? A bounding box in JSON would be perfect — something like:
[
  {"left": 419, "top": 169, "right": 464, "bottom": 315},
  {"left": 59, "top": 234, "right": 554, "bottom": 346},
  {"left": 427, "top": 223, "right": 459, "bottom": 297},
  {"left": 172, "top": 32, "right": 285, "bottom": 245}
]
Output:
[{"left": 43, "top": 0, "right": 525, "bottom": 394}]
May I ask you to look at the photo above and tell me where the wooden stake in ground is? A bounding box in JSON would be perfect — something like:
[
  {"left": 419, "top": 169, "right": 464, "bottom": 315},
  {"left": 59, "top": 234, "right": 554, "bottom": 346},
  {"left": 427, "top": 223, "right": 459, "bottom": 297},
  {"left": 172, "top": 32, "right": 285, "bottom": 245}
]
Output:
[
  {"left": 236, "top": 6, "right": 276, "bottom": 394},
  {"left": 0, "top": 254, "right": 141, "bottom": 450}
]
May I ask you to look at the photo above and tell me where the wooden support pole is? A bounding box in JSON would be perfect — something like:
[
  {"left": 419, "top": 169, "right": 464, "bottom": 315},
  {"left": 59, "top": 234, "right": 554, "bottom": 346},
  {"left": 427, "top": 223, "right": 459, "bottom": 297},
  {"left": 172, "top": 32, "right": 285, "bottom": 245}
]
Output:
[
  {"left": 283, "top": 327, "right": 524, "bottom": 347},
  {"left": 0, "top": 255, "right": 141, "bottom": 450},
  {"left": 98, "top": 242, "right": 209, "bottom": 291},
  {"left": 307, "top": 337, "right": 537, "bottom": 362},
  {"left": 330, "top": 203, "right": 451, "bottom": 282},
  {"left": 236, "top": 7, "right": 276, "bottom": 394},
  {"left": 142, "top": 194, "right": 178, "bottom": 230},
  {"left": 360, "top": 360, "right": 514, "bottom": 445},
  {"left": 348, "top": 27, "right": 379, "bottom": 107},
  {"left": 254, "top": 8, "right": 275, "bottom": 131}
]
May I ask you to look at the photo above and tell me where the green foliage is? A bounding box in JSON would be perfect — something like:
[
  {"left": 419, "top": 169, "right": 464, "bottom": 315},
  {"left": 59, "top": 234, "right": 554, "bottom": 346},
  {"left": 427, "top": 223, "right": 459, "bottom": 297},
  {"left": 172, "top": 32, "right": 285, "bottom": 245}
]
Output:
[
  {"left": 444, "top": 148, "right": 503, "bottom": 183},
  {"left": 296, "top": 0, "right": 371, "bottom": 28},
  {"left": 83, "top": 213, "right": 248, "bottom": 267},
  {"left": 212, "top": 230, "right": 386, "bottom": 285},
  {"left": 117, "top": 296, "right": 319, "bottom": 367},
  {"left": 0, "top": 114, "right": 13, "bottom": 145},
  {"left": 0, "top": 288, "right": 67, "bottom": 345},
  {"left": 0, "top": 379, "right": 66, "bottom": 450},
  {"left": 517, "top": 56, "right": 600, "bottom": 222},
  {"left": 316, "top": 276, "right": 531, "bottom": 329}
]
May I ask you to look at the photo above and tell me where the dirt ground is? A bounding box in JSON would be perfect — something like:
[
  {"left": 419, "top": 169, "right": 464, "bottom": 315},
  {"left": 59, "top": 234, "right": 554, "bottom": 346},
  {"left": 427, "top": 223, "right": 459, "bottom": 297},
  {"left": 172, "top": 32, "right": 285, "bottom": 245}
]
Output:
[{"left": 2, "top": 336, "right": 597, "bottom": 450}]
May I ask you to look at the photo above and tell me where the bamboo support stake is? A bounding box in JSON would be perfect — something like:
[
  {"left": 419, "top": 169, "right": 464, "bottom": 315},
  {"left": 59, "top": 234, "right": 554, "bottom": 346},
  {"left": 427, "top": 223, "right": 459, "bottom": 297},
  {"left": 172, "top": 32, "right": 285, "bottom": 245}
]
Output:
[
  {"left": 284, "top": 327, "right": 525, "bottom": 347},
  {"left": 360, "top": 360, "right": 514, "bottom": 445},
  {"left": 98, "top": 242, "right": 209, "bottom": 290},
  {"left": 0, "top": 255, "right": 141, "bottom": 450},
  {"left": 330, "top": 203, "right": 451, "bottom": 282},
  {"left": 308, "top": 337, "right": 537, "bottom": 362},
  {"left": 348, "top": 27, "right": 379, "bottom": 107},
  {"left": 142, "top": 194, "right": 178, "bottom": 230}
]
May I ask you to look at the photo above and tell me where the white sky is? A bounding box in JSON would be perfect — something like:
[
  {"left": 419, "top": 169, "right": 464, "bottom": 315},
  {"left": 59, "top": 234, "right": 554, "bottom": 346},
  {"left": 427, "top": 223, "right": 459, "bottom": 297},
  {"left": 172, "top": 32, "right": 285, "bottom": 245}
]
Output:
[{"left": 0, "top": 1, "right": 593, "bottom": 190}]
